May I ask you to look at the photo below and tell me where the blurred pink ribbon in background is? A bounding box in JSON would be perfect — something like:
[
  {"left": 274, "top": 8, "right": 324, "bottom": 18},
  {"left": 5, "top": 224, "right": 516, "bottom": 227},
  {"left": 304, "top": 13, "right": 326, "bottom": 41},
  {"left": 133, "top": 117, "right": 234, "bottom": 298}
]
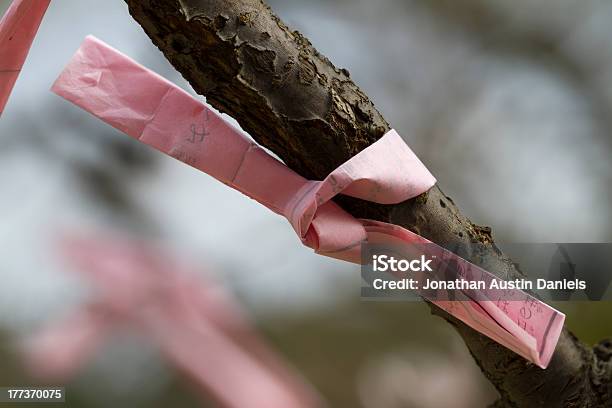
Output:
[
  {"left": 24, "top": 234, "right": 324, "bottom": 408},
  {"left": 0, "top": 0, "right": 50, "bottom": 116},
  {"left": 50, "top": 36, "right": 565, "bottom": 368}
]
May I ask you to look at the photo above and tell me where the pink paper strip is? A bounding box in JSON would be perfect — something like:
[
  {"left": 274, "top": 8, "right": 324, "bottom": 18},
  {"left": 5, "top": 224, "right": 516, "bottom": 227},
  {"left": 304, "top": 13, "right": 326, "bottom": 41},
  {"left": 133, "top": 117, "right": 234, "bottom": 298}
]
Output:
[
  {"left": 0, "top": 0, "right": 50, "bottom": 116},
  {"left": 51, "top": 36, "right": 565, "bottom": 369},
  {"left": 26, "top": 234, "right": 324, "bottom": 408}
]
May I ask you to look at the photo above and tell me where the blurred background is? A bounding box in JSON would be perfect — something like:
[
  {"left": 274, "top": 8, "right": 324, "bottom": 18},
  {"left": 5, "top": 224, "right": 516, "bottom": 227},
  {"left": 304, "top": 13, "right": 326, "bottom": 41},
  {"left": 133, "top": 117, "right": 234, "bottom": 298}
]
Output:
[{"left": 1, "top": 0, "right": 611, "bottom": 406}]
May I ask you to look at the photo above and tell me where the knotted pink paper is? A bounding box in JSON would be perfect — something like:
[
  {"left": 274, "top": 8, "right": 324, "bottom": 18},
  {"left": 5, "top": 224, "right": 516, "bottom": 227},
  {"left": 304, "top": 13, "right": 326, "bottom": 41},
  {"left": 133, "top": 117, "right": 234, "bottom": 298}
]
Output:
[
  {"left": 51, "top": 36, "right": 565, "bottom": 369},
  {"left": 0, "top": 0, "right": 50, "bottom": 116},
  {"left": 25, "top": 234, "right": 324, "bottom": 408}
]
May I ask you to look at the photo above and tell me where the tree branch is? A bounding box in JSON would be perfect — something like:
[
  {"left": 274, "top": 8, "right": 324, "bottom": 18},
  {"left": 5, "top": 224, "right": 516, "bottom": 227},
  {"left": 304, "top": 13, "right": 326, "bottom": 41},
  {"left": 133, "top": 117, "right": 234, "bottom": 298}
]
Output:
[{"left": 124, "top": 0, "right": 612, "bottom": 405}]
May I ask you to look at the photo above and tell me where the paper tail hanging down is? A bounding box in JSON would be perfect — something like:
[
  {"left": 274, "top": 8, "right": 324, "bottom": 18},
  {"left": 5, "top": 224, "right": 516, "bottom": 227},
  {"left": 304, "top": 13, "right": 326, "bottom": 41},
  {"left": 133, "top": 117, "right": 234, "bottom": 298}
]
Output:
[
  {"left": 0, "top": 0, "right": 51, "bottom": 116},
  {"left": 51, "top": 35, "right": 565, "bottom": 369}
]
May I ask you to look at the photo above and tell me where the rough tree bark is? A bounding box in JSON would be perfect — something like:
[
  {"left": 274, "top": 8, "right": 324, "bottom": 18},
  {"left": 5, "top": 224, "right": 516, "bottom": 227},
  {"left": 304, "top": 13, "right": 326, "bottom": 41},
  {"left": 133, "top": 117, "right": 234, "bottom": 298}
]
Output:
[{"left": 123, "top": 0, "right": 612, "bottom": 406}]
